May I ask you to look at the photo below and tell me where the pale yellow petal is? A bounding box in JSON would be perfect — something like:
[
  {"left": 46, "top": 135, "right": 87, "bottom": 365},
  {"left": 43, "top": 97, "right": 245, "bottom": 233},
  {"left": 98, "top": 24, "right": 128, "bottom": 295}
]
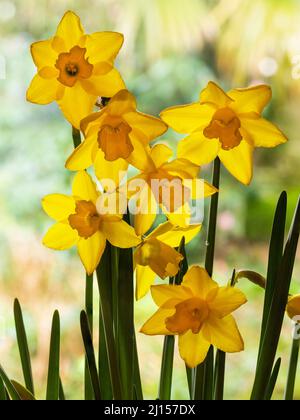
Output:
[
  {"left": 240, "top": 116, "right": 287, "bottom": 148},
  {"left": 126, "top": 136, "right": 154, "bottom": 172},
  {"left": 102, "top": 220, "right": 141, "bottom": 248},
  {"left": 150, "top": 144, "right": 173, "bottom": 168},
  {"left": 85, "top": 32, "right": 124, "bottom": 64},
  {"left": 43, "top": 222, "right": 78, "bottom": 250},
  {"left": 202, "top": 315, "right": 244, "bottom": 353},
  {"left": 65, "top": 134, "right": 96, "bottom": 171},
  {"left": 140, "top": 308, "right": 175, "bottom": 335},
  {"left": 151, "top": 284, "right": 192, "bottom": 307},
  {"left": 42, "top": 194, "right": 76, "bottom": 221},
  {"left": 81, "top": 68, "right": 125, "bottom": 98},
  {"left": 152, "top": 222, "right": 201, "bottom": 247},
  {"left": 94, "top": 149, "right": 128, "bottom": 188},
  {"left": 135, "top": 264, "right": 156, "bottom": 300},
  {"left": 26, "top": 74, "right": 59, "bottom": 105},
  {"left": 58, "top": 82, "right": 96, "bottom": 129},
  {"left": 106, "top": 89, "right": 136, "bottom": 116},
  {"left": 55, "top": 11, "right": 84, "bottom": 50},
  {"left": 228, "top": 85, "right": 272, "bottom": 115},
  {"left": 182, "top": 266, "right": 218, "bottom": 298},
  {"left": 200, "top": 81, "right": 233, "bottom": 107},
  {"left": 178, "top": 330, "right": 210, "bottom": 368},
  {"left": 160, "top": 102, "right": 214, "bottom": 134},
  {"left": 218, "top": 140, "right": 254, "bottom": 185},
  {"left": 77, "top": 231, "right": 106, "bottom": 275},
  {"left": 209, "top": 286, "right": 247, "bottom": 317},
  {"left": 30, "top": 40, "right": 57, "bottom": 69},
  {"left": 177, "top": 131, "right": 220, "bottom": 166},
  {"left": 72, "top": 171, "right": 98, "bottom": 203},
  {"left": 162, "top": 158, "right": 200, "bottom": 180},
  {"left": 124, "top": 111, "right": 168, "bottom": 141}
]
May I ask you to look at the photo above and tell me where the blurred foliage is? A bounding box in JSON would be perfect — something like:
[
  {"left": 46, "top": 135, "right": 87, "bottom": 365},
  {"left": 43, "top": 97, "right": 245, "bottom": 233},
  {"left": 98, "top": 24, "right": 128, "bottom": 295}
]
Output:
[{"left": 0, "top": 0, "right": 299, "bottom": 399}]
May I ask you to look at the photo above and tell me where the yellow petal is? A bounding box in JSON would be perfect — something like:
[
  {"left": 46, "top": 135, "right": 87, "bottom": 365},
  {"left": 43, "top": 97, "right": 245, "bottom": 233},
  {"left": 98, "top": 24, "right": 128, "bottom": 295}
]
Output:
[
  {"left": 200, "top": 81, "right": 233, "bottom": 107},
  {"left": 178, "top": 330, "right": 210, "bottom": 368},
  {"left": 94, "top": 149, "right": 128, "bottom": 188},
  {"left": 26, "top": 74, "right": 59, "bottom": 105},
  {"left": 228, "top": 85, "right": 271, "bottom": 115},
  {"left": 77, "top": 231, "right": 106, "bottom": 275},
  {"left": 150, "top": 143, "right": 173, "bottom": 167},
  {"left": 135, "top": 264, "right": 156, "bottom": 300},
  {"left": 151, "top": 284, "right": 192, "bottom": 307},
  {"left": 80, "top": 109, "right": 107, "bottom": 136},
  {"left": 81, "top": 68, "right": 125, "bottom": 98},
  {"left": 202, "top": 315, "right": 244, "bottom": 353},
  {"left": 55, "top": 11, "right": 84, "bottom": 50},
  {"left": 85, "top": 32, "right": 124, "bottom": 64},
  {"left": 177, "top": 132, "right": 220, "bottom": 166},
  {"left": 240, "top": 116, "right": 287, "bottom": 148},
  {"left": 134, "top": 212, "right": 157, "bottom": 237},
  {"left": 203, "top": 181, "right": 218, "bottom": 198},
  {"left": 42, "top": 194, "right": 76, "bottom": 221},
  {"left": 132, "top": 183, "right": 157, "bottom": 235},
  {"left": 106, "top": 89, "right": 136, "bottom": 116},
  {"left": 58, "top": 82, "right": 96, "bottom": 129},
  {"left": 126, "top": 135, "right": 154, "bottom": 172},
  {"left": 38, "top": 66, "right": 59, "bottom": 79},
  {"left": 124, "top": 111, "right": 168, "bottom": 141},
  {"left": 182, "top": 266, "right": 218, "bottom": 298},
  {"left": 162, "top": 158, "right": 200, "bottom": 180},
  {"left": 140, "top": 308, "right": 175, "bottom": 335},
  {"left": 286, "top": 295, "right": 300, "bottom": 320},
  {"left": 151, "top": 222, "right": 201, "bottom": 247},
  {"left": 43, "top": 222, "right": 78, "bottom": 250},
  {"left": 30, "top": 40, "right": 57, "bottom": 69},
  {"left": 209, "top": 286, "right": 247, "bottom": 317},
  {"left": 218, "top": 140, "right": 254, "bottom": 185},
  {"left": 102, "top": 220, "right": 141, "bottom": 248},
  {"left": 65, "top": 134, "right": 96, "bottom": 171},
  {"left": 72, "top": 171, "right": 98, "bottom": 203},
  {"left": 160, "top": 102, "right": 214, "bottom": 134},
  {"left": 93, "top": 61, "right": 113, "bottom": 75}
]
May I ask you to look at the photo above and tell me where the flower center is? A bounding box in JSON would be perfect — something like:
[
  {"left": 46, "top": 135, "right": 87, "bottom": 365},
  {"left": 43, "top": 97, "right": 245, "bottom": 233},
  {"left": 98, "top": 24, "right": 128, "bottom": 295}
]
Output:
[
  {"left": 203, "top": 107, "right": 242, "bottom": 150},
  {"left": 55, "top": 46, "right": 93, "bottom": 88},
  {"left": 97, "top": 121, "right": 133, "bottom": 161},
  {"left": 166, "top": 298, "right": 209, "bottom": 334},
  {"left": 68, "top": 200, "right": 101, "bottom": 239}
]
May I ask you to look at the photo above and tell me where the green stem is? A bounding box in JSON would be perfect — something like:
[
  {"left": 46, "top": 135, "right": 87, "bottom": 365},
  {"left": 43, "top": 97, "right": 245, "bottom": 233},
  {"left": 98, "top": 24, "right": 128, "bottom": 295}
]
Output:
[
  {"left": 214, "top": 351, "right": 226, "bottom": 400},
  {"left": 84, "top": 274, "right": 94, "bottom": 400},
  {"left": 194, "top": 158, "right": 220, "bottom": 400},
  {"left": 284, "top": 332, "right": 300, "bottom": 400}
]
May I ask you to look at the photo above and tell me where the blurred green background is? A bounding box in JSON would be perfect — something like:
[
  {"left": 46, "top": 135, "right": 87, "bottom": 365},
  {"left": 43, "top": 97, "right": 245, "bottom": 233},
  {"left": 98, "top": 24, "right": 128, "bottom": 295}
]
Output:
[{"left": 0, "top": 0, "right": 299, "bottom": 400}]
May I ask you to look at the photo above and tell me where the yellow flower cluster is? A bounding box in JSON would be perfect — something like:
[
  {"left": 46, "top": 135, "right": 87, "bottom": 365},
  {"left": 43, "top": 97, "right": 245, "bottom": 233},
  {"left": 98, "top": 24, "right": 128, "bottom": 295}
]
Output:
[{"left": 27, "top": 11, "right": 289, "bottom": 367}]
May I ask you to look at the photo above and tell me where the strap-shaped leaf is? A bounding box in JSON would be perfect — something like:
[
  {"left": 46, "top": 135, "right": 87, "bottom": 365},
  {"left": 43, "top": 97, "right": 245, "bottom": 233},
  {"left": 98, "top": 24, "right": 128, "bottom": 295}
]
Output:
[
  {"left": 265, "top": 358, "right": 281, "bottom": 401},
  {"left": 0, "top": 364, "right": 21, "bottom": 400},
  {"left": 11, "top": 380, "right": 35, "bottom": 400},
  {"left": 46, "top": 311, "right": 60, "bottom": 400}
]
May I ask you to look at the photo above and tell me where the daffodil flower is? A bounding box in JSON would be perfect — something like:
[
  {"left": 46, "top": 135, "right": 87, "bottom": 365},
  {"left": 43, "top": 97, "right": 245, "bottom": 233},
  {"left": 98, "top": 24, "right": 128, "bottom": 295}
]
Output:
[
  {"left": 160, "top": 82, "right": 287, "bottom": 185},
  {"left": 134, "top": 221, "right": 201, "bottom": 299},
  {"left": 141, "top": 266, "right": 247, "bottom": 367},
  {"left": 128, "top": 143, "right": 217, "bottom": 234},
  {"left": 286, "top": 295, "right": 300, "bottom": 321},
  {"left": 42, "top": 171, "right": 140, "bottom": 275},
  {"left": 66, "top": 89, "right": 167, "bottom": 185},
  {"left": 27, "top": 11, "right": 125, "bottom": 128}
]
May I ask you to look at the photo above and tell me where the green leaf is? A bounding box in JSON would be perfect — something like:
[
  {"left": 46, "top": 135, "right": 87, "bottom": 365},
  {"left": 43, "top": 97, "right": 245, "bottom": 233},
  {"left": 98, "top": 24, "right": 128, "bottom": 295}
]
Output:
[
  {"left": 0, "top": 364, "right": 21, "bottom": 400},
  {"left": 251, "top": 195, "right": 300, "bottom": 400},
  {"left": 213, "top": 351, "right": 226, "bottom": 400},
  {"left": 59, "top": 378, "right": 66, "bottom": 401},
  {"left": 46, "top": 310, "right": 60, "bottom": 401},
  {"left": 11, "top": 380, "right": 35, "bottom": 400},
  {"left": 80, "top": 311, "right": 101, "bottom": 401},
  {"left": 265, "top": 358, "right": 281, "bottom": 401},
  {"left": 158, "top": 336, "right": 175, "bottom": 400},
  {"left": 0, "top": 376, "right": 7, "bottom": 400},
  {"left": 284, "top": 336, "right": 300, "bottom": 400},
  {"left": 84, "top": 274, "right": 94, "bottom": 401},
  {"left": 13, "top": 299, "right": 35, "bottom": 395}
]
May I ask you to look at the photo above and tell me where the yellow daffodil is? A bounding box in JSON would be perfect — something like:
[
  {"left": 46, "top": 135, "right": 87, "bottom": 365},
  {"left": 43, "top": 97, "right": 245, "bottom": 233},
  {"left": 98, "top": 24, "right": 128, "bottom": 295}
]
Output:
[
  {"left": 66, "top": 89, "right": 167, "bottom": 185},
  {"left": 27, "top": 11, "right": 125, "bottom": 128},
  {"left": 42, "top": 171, "right": 140, "bottom": 275},
  {"left": 160, "top": 82, "right": 287, "bottom": 185},
  {"left": 141, "top": 266, "right": 246, "bottom": 367},
  {"left": 134, "top": 221, "right": 201, "bottom": 299},
  {"left": 128, "top": 143, "right": 217, "bottom": 234},
  {"left": 286, "top": 295, "right": 300, "bottom": 321}
]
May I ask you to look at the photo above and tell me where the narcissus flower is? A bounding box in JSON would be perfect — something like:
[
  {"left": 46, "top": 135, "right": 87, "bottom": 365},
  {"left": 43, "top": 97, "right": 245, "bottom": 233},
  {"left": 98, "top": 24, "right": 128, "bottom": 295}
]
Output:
[
  {"left": 134, "top": 221, "right": 201, "bottom": 299},
  {"left": 42, "top": 171, "right": 140, "bottom": 275},
  {"left": 128, "top": 143, "right": 217, "bottom": 233},
  {"left": 160, "top": 82, "right": 287, "bottom": 185},
  {"left": 286, "top": 295, "right": 300, "bottom": 321},
  {"left": 141, "top": 266, "right": 246, "bottom": 367},
  {"left": 66, "top": 89, "right": 167, "bottom": 185},
  {"left": 27, "top": 11, "right": 125, "bottom": 128}
]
